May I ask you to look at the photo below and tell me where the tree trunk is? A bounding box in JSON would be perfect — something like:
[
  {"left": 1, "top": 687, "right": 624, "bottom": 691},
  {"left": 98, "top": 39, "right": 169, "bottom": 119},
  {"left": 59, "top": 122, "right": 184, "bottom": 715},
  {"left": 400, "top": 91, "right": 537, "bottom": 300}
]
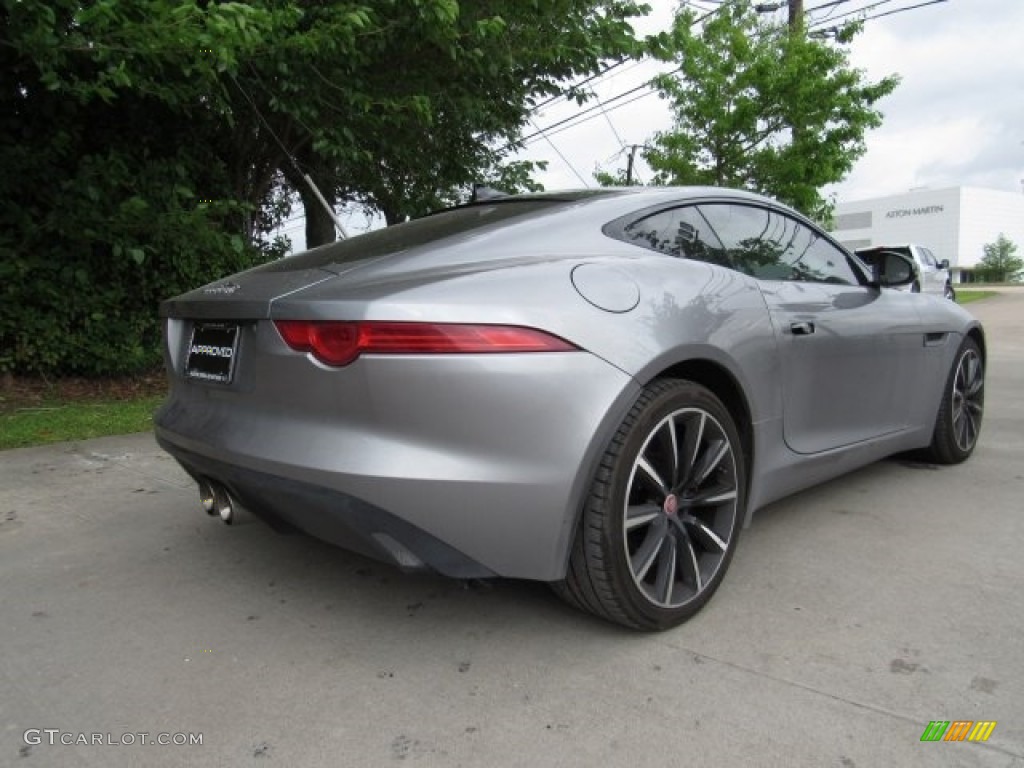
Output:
[
  {"left": 278, "top": 146, "right": 339, "bottom": 249},
  {"left": 303, "top": 187, "right": 339, "bottom": 248},
  {"left": 282, "top": 161, "right": 338, "bottom": 249},
  {"left": 381, "top": 200, "right": 405, "bottom": 227}
]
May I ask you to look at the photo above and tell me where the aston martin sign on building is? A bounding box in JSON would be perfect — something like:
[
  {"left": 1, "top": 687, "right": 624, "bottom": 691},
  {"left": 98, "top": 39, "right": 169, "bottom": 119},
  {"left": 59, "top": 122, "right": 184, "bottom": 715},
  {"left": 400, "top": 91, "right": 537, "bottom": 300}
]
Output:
[
  {"left": 885, "top": 205, "right": 945, "bottom": 219},
  {"left": 831, "top": 186, "right": 1024, "bottom": 282}
]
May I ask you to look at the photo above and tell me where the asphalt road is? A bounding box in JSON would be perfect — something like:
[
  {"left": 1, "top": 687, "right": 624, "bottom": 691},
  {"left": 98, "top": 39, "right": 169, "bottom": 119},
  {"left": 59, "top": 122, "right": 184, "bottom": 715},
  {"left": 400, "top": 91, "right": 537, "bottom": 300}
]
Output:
[{"left": 2, "top": 290, "right": 1022, "bottom": 768}]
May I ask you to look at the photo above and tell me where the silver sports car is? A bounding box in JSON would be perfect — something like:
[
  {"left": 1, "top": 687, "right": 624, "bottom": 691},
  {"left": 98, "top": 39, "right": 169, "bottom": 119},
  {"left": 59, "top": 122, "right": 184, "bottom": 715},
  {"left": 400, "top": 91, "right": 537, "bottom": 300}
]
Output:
[{"left": 156, "top": 187, "right": 985, "bottom": 630}]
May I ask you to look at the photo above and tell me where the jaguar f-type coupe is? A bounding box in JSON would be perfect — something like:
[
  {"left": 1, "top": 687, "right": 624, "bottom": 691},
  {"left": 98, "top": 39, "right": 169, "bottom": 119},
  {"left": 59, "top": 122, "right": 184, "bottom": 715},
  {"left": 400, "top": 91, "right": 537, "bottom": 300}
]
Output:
[{"left": 156, "top": 187, "right": 985, "bottom": 630}]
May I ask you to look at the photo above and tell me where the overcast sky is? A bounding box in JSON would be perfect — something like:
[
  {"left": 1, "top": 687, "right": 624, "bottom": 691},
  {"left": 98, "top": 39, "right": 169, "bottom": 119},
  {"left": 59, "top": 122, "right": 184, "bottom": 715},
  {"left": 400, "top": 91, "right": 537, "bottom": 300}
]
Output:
[
  {"left": 518, "top": 0, "right": 1024, "bottom": 203},
  {"left": 283, "top": 1, "right": 1024, "bottom": 247}
]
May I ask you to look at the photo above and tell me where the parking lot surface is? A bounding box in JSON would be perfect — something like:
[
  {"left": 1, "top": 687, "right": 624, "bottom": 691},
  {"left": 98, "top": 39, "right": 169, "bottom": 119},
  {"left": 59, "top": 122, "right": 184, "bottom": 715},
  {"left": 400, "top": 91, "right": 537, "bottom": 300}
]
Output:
[{"left": 2, "top": 290, "right": 1023, "bottom": 768}]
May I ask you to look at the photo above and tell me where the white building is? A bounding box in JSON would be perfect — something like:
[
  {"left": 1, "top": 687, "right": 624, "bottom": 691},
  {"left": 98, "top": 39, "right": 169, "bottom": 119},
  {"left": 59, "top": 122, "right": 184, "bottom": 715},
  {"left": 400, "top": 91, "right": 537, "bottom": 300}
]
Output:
[{"left": 831, "top": 186, "right": 1024, "bottom": 283}]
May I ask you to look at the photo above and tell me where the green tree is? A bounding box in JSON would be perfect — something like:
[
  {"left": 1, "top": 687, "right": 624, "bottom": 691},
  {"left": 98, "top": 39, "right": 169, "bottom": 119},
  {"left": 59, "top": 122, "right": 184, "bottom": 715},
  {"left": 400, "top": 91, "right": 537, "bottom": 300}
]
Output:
[
  {"left": 1, "top": 0, "right": 288, "bottom": 375},
  {"left": 248, "top": 0, "right": 646, "bottom": 233},
  {"left": 0, "top": 0, "right": 647, "bottom": 375},
  {"left": 976, "top": 234, "right": 1023, "bottom": 283},
  {"left": 636, "top": 1, "right": 898, "bottom": 221}
]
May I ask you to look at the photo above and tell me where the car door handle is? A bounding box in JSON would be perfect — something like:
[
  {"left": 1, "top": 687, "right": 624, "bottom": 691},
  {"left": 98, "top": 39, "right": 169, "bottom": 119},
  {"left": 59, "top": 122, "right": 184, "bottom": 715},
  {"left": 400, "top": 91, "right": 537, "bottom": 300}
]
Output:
[{"left": 790, "top": 321, "right": 815, "bottom": 336}]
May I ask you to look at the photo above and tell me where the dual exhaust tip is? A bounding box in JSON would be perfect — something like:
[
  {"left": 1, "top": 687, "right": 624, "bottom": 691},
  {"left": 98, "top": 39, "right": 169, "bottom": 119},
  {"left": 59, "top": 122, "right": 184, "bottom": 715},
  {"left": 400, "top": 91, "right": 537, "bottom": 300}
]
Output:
[{"left": 198, "top": 480, "right": 236, "bottom": 525}]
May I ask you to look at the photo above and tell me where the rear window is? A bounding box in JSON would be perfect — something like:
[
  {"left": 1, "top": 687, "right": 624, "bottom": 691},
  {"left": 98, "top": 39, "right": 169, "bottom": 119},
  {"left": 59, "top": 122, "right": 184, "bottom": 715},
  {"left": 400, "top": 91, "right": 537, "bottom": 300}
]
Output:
[{"left": 259, "top": 201, "right": 568, "bottom": 273}]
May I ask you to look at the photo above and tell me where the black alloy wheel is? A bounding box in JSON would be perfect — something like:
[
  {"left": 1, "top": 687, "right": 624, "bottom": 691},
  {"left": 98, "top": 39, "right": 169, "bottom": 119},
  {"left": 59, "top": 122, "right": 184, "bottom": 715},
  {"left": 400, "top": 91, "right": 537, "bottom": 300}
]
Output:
[{"left": 554, "top": 380, "right": 746, "bottom": 630}]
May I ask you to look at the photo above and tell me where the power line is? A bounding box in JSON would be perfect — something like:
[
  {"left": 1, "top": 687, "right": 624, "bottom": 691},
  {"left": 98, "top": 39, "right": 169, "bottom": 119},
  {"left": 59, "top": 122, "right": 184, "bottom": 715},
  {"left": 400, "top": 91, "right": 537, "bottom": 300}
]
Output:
[
  {"left": 525, "top": 86, "right": 662, "bottom": 147},
  {"left": 245, "top": 64, "right": 321, "bottom": 147},
  {"left": 513, "top": 75, "right": 670, "bottom": 149},
  {"left": 529, "top": 58, "right": 632, "bottom": 115},
  {"left": 227, "top": 71, "right": 348, "bottom": 238},
  {"left": 532, "top": 54, "right": 654, "bottom": 117},
  {"left": 603, "top": 55, "right": 658, "bottom": 83},
  {"left": 808, "top": 0, "right": 894, "bottom": 27},
  {"left": 808, "top": 0, "right": 946, "bottom": 32},
  {"left": 529, "top": 119, "right": 590, "bottom": 187},
  {"left": 805, "top": 0, "right": 856, "bottom": 22},
  {"left": 592, "top": 89, "right": 628, "bottom": 148},
  {"left": 518, "top": 13, "right": 787, "bottom": 150},
  {"left": 862, "top": 0, "right": 948, "bottom": 22},
  {"left": 515, "top": 0, "right": 736, "bottom": 152},
  {"left": 685, "top": 1, "right": 722, "bottom": 13},
  {"left": 227, "top": 72, "right": 301, "bottom": 173},
  {"left": 806, "top": 0, "right": 855, "bottom": 12}
]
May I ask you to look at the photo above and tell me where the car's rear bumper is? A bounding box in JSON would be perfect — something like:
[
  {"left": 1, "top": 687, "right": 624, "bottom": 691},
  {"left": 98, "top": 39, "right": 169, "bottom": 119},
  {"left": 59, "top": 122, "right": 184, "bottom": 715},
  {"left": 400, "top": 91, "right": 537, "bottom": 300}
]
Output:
[
  {"left": 155, "top": 352, "right": 640, "bottom": 581},
  {"left": 158, "top": 439, "right": 500, "bottom": 577}
]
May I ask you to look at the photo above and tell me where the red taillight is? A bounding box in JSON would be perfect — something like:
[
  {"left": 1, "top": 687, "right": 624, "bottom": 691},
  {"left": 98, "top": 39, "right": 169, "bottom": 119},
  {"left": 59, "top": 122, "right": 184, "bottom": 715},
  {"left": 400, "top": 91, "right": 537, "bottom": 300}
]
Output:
[
  {"left": 274, "top": 321, "right": 577, "bottom": 367},
  {"left": 275, "top": 320, "right": 360, "bottom": 366}
]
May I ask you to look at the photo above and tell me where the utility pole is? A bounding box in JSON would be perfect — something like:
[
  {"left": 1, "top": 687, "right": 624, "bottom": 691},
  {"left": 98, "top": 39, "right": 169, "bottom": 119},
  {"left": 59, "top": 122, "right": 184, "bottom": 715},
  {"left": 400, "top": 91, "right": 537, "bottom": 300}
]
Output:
[
  {"left": 625, "top": 144, "right": 641, "bottom": 185},
  {"left": 786, "top": 0, "right": 805, "bottom": 172},
  {"left": 788, "top": 0, "right": 803, "bottom": 31}
]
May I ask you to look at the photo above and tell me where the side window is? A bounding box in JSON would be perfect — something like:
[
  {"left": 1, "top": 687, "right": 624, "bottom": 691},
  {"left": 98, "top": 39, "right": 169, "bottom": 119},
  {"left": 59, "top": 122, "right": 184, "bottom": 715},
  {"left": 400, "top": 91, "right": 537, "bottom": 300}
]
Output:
[
  {"left": 920, "top": 248, "right": 936, "bottom": 267},
  {"left": 697, "top": 203, "right": 858, "bottom": 285},
  {"left": 797, "top": 236, "right": 860, "bottom": 285},
  {"left": 696, "top": 204, "right": 788, "bottom": 279},
  {"left": 620, "top": 206, "right": 730, "bottom": 266}
]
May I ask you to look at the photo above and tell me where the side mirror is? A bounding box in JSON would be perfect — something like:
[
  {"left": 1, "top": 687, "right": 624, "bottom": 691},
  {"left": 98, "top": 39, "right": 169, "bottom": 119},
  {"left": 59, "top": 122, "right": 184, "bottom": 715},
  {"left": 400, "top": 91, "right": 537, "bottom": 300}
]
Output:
[
  {"left": 869, "top": 250, "right": 917, "bottom": 289},
  {"left": 939, "top": 258, "right": 950, "bottom": 270}
]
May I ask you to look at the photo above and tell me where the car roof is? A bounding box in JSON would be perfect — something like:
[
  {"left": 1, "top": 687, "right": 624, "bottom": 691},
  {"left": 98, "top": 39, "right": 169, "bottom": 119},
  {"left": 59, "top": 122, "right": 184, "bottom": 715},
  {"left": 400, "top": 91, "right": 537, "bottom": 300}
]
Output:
[
  {"left": 452, "top": 186, "right": 807, "bottom": 223},
  {"left": 474, "top": 186, "right": 786, "bottom": 206}
]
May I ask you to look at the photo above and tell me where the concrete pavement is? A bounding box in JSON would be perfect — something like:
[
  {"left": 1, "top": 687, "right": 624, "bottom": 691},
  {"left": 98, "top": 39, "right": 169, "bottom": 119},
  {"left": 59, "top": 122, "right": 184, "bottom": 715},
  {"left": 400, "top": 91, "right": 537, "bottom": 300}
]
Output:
[{"left": 1, "top": 291, "right": 1022, "bottom": 767}]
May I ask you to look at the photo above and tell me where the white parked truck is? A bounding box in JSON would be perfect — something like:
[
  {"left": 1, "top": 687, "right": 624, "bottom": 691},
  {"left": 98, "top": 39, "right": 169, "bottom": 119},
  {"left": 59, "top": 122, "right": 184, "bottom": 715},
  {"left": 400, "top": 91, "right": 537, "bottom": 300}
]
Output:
[{"left": 855, "top": 244, "right": 955, "bottom": 300}]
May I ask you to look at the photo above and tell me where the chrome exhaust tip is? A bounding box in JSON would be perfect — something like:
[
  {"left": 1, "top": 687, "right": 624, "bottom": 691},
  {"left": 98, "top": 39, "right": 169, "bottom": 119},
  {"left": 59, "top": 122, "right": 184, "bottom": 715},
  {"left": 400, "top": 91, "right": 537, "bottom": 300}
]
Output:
[
  {"left": 198, "top": 481, "right": 216, "bottom": 515},
  {"left": 212, "top": 485, "right": 235, "bottom": 525},
  {"left": 199, "top": 480, "right": 235, "bottom": 524}
]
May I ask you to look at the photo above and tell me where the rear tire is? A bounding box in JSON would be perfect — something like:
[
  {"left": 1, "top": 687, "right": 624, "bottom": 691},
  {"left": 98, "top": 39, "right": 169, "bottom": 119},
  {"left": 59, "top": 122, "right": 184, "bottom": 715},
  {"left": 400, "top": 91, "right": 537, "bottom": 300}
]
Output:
[
  {"left": 923, "top": 337, "right": 984, "bottom": 464},
  {"left": 553, "top": 380, "right": 746, "bottom": 630}
]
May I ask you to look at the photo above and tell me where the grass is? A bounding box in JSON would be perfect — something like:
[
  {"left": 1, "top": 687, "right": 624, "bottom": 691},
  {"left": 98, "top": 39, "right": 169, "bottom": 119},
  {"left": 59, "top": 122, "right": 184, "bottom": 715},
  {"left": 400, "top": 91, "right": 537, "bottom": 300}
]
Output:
[
  {"left": 956, "top": 290, "right": 997, "bottom": 305},
  {"left": 1, "top": 395, "right": 165, "bottom": 451}
]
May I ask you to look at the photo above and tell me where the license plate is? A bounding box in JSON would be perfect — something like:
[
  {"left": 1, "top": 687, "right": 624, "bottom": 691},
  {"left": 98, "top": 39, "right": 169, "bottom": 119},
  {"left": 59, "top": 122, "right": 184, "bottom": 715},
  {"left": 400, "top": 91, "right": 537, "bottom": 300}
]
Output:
[{"left": 185, "top": 323, "right": 239, "bottom": 384}]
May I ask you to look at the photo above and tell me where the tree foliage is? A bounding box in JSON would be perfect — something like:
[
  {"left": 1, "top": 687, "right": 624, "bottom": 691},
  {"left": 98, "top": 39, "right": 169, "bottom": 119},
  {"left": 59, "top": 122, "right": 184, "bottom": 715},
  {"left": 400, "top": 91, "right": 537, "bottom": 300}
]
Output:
[
  {"left": 636, "top": 1, "right": 898, "bottom": 221},
  {"left": 1, "top": 0, "right": 280, "bottom": 375},
  {"left": 1, "top": 0, "right": 646, "bottom": 375},
  {"left": 231, "top": 0, "right": 646, "bottom": 231},
  {"left": 976, "top": 234, "right": 1022, "bottom": 283}
]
